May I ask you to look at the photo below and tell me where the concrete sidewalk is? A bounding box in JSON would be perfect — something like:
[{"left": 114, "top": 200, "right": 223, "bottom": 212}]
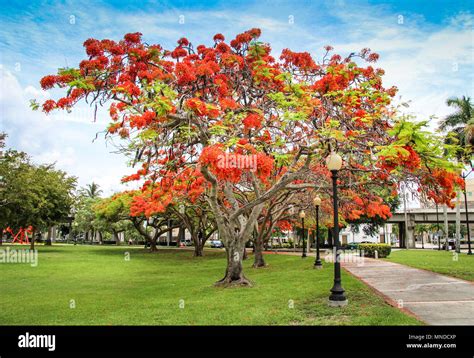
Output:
[{"left": 342, "top": 258, "right": 474, "bottom": 325}]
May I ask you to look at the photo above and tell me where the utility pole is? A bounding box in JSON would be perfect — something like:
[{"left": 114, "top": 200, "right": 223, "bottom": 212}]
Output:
[
  {"left": 444, "top": 204, "right": 449, "bottom": 251},
  {"left": 436, "top": 202, "right": 441, "bottom": 250},
  {"left": 402, "top": 183, "right": 409, "bottom": 249}
]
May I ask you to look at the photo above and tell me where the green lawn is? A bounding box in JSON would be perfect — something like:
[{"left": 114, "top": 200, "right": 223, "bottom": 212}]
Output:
[
  {"left": 385, "top": 249, "right": 474, "bottom": 281},
  {"left": 0, "top": 244, "right": 420, "bottom": 325}
]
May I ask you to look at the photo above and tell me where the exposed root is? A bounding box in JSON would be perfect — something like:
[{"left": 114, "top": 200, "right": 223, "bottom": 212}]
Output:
[{"left": 214, "top": 276, "right": 253, "bottom": 288}]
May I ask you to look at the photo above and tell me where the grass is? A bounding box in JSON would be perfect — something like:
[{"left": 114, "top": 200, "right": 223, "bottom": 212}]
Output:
[
  {"left": 0, "top": 244, "right": 421, "bottom": 325},
  {"left": 385, "top": 249, "right": 474, "bottom": 281}
]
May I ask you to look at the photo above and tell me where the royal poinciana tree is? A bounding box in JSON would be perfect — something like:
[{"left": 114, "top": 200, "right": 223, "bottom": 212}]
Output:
[
  {"left": 129, "top": 183, "right": 216, "bottom": 256},
  {"left": 37, "top": 29, "right": 461, "bottom": 286}
]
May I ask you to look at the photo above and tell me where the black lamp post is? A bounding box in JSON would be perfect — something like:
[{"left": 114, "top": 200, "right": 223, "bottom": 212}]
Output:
[
  {"left": 313, "top": 195, "right": 322, "bottom": 269},
  {"left": 436, "top": 202, "right": 441, "bottom": 250},
  {"left": 300, "top": 210, "right": 306, "bottom": 258},
  {"left": 326, "top": 152, "right": 347, "bottom": 307}
]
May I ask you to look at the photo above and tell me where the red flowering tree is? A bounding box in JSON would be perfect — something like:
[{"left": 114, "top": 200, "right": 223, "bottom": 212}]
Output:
[
  {"left": 96, "top": 190, "right": 180, "bottom": 251},
  {"left": 128, "top": 171, "right": 216, "bottom": 256},
  {"left": 36, "top": 29, "right": 461, "bottom": 286}
]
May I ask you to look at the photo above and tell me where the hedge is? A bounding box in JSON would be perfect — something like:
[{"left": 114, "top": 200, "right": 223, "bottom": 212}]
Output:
[{"left": 358, "top": 243, "right": 391, "bottom": 258}]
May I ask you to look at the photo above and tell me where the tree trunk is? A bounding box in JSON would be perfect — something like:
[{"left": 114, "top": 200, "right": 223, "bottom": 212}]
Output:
[
  {"left": 149, "top": 241, "right": 158, "bottom": 252},
  {"left": 252, "top": 237, "right": 266, "bottom": 268},
  {"left": 30, "top": 228, "right": 36, "bottom": 250},
  {"left": 178, "top": 226, "right": 185, "bottom": 246},
  {"left": 194, "top": 243, "right": 203, "bottom": 256},
  {"left": 193, "top": 235, "right": 203, "bottom": 257},
  {"left": 327, "top": 227, "right": 333, "bottom": 247},
  {"left": 45, "top": 226, "right": 53, "bottom": 246},
  {"left": 113, "top": 231, "right": 120, "bottom": 246},
  {"left": 215, "top": 238, "right": 251, "bottom": 287},
  {"left": 149, "top": 237, "right": 158, "bottom": 252}
]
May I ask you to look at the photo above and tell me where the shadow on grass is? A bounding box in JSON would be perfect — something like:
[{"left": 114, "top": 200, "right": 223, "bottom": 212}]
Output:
[
  {"left": 81, "top": 246, "right": 227, "bottom": 262},
  {"left": 1, "top": 244, "right": 73, "bottom": 255}
]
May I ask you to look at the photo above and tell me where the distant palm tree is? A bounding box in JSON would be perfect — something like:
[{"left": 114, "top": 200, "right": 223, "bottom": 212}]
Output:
[
  {"left": 82, "top": 182, "right": 103, "bottom": 198},
  {"left": 440, "top": 96, "right": 473, "bottom": 253},
  {"left": 439, "top": 96, "right": 474, "bottom": 162}
]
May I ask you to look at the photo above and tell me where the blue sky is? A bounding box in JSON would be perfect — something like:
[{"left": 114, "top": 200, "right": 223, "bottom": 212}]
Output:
[{"left": 1, "top": 0, "right": 473, "bottom": 194}]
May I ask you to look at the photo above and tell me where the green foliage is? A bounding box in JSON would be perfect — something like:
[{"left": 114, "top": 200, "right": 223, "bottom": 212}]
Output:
[
  {"left": 72, "top": 197, "right": 101, "bottom": 234},
  {"left": 93, "top": 193, "right": 133, "bottom": 236},
  {"left": 386, "top": 250, "right": 474, "bottom": 281},
  {"left": 79, "top": 182, "right": 103, "bottom": 199},
  {"left": 378, "top": 116, "right": 461, "bottom": 172},
  {"left": 0, "top": 149, "right": 76, "bottom": 231},
  {"left": 439, "top": 96, "right": 474, "bottom": 165},
  {"left": 359, "top": 243, "right": 391, "bottom": 258}
]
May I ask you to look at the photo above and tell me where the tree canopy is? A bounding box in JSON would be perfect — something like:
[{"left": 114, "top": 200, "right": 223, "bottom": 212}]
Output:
[
  {"left": 0, "top": 148, "right": 76, "bottom": 239},
  {"left": 36, "top": 28, "right": 463, "bottom": 285}
]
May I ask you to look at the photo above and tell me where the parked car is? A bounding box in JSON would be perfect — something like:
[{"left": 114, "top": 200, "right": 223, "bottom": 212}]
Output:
[
  {"left": 345, "top": 242, "right": 359, "bottom": 250},
  {"left": 210, "top": 240, "right": 224, "bottom": 248},
  {"left": 345, "top": 241, "right": 373, "bottom": 250},
  {"left": 442, "top": 239, "right": 456, "bottom": 250}
]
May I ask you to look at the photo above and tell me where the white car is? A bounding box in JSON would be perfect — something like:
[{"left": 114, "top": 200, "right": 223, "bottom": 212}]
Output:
[{"left": 210, "top": 240, "right": 224, "bottom": 248}]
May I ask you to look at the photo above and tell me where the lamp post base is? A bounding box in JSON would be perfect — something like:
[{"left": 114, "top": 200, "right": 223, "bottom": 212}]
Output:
[
  {"left": 328, "top": 299, "right": 348, "bottom": 307},
  {"left": 314, "top": 262, "right": 323, "bottom": 269}
]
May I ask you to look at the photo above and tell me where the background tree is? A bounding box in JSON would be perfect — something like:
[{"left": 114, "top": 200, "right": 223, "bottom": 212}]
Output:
[
  {"left": 0, "top": 150, "right": 33, "bottom": 232},
  {"left": 72, "top": 196, "right": 101, "bottom": 243},
  {"left": 171, "top": 201, "right": 216, "bottom": 257},
  {"left": 0, "top": 149, "right": 76, "bottom": 249},
  {"left": 107, "top": 191, "right": 179, "bottom": 252},
  {"left": 439, "top": 96, "right": 474, "bottom": 251},
  {"left": 81, "top": 182, "right": 103, "bottom": 199},
  {"left": 439, "top": 96, "right": 474, "bottom": 157},
  {"left": 94, "top": 193, "right": 139, "bottom": 245}
]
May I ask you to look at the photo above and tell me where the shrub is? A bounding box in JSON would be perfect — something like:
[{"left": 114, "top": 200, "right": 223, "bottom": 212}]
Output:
[{"left": 358, "top": 243, "right": 391, "bottom": 258}]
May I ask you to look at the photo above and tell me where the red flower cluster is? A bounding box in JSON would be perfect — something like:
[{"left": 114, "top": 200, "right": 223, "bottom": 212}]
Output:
[
  {"left": 124, "top": 32, "right": 142, "bottom": 44},
  {"left": 42, "top": 99, "right": 56, "bottom": 113},
  {"left": 186, "top": 98, "right": 208, "bottom": 116},
  {"left": 421, "top": 169, "right": 464, "bottom": 207},
  {"left": 242, "top": 113, "right": 262, "bottom": 130},
  {"left": 128, "top": 111, "right": 156, "bottom": 129},
  {"left": 40, "top": 75, "right": 57, "bottom": 90},
  {"left": 229, "top": 28, "right": 261, "bottom": 49},
  {"left": 280, "top": 49, "right": 317, "bottom": 71},
  {"left": 213, "top": 33, "right": 225, "bottom": 42},
  {"left": 380, "top": 145, "right": 421, "bottom": 173}
]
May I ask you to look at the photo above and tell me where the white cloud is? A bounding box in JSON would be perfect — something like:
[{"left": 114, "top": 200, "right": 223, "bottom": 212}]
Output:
[
  {"left": 1, "top": 2, "right": 472, "bottom": 198},
  {"left": 325, "top": 7, "right": 474, "bottom": 125},
  {"left": 0, "top": 66, "right": 134, "bottom": 196}
]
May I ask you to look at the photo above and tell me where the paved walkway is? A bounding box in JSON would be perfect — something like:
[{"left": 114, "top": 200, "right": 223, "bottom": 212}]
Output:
[{"left": 342, "top": 258, "right": 474, "bottom": 325}]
